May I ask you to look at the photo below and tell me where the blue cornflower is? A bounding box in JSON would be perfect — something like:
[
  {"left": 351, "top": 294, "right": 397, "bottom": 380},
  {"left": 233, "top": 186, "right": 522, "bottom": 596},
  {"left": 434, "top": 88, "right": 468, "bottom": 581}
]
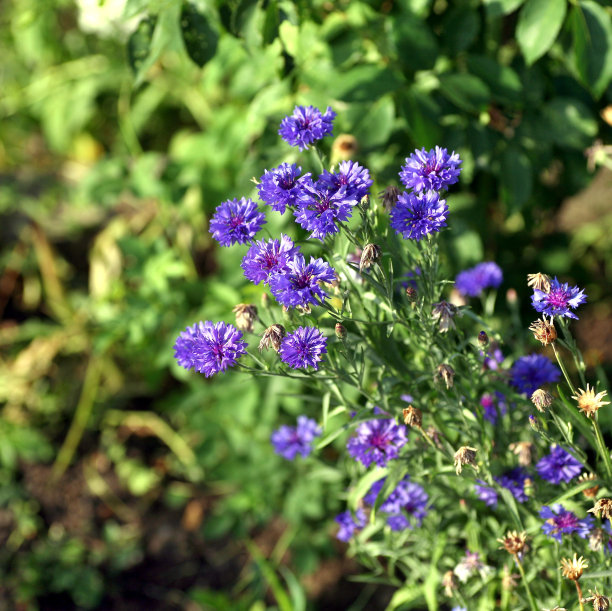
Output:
[
  {"left": 365, "top": 476, "right": 429, "bottom": 531},
  {"left": 455, "top": 262, "right": 503, "bottom": 297},
  {"left": 335, "top": 508, "right": 367, "bottom": 542},
  {"left": 293, "top": 177, "right": 358, "bottom": 240},
  {"left": 510, "top": 354, "right": 560, "bottom": 396},
  {"left": 318, "top": 160, "right": 373, "bottom": 202},
  {"left": 209, "top": 197, "right": 266, "bottom": 246},
  {"left": 173, "top": 321, "right": 247, "bottom": 377},
  {"left": 279, "top": 326, "right": 328, "bottom": 370},
  {"left": 257, "top": 163, "right": 308, "bottom": 214},
  {"left": 539, "top": 504, "right": 594, "bottom": 542},
  {"left": 268, "top": 254, "right": 336, "bottom": 309},
  {"left": 271, "top": 415, "right": 321, "bottom": 460},
  {"left": 399, "top": 146, "right": 462, "bottom": 193},
  {"left": 494, "top": 468, "right": 529, "bottom": 503},
  {"left": 389, "top": 190, "right": 448, "bottom": 240},
  {"left": 241, "top": 234, "right": 300, "bottom": 285},
  {"left": 474, "top": 480, "right": 498, "bottom": 507},
  {"left": 479, "top": 392, "right": 507, "bottom": 425},
  {"left": 347, "top": 409, "right": 408, "bottom": 468},
  {"left": 531, "top": 276, "right": 587, "bottom": 320},
  {"left": 536, "top": 445, "right": 582, "bottom": 484},
  {"left": 279, "top": 105, "right": 336, "bottom": 151}
]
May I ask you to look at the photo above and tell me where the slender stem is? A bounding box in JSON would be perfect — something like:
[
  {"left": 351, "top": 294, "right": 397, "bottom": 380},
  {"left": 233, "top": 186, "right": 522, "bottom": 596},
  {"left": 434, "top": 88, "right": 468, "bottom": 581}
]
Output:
[
  {"left": 592, "top": 417, "right": 612, "bottom": 482},
  {"left": 514, "top": 554, "right": 539, "bottom": 611},
  {"left": 575, "top": 580, "right": 585, "bottom": 611},
  {"left": 551, "top": 342, "right": 577, "bottom": 395}
]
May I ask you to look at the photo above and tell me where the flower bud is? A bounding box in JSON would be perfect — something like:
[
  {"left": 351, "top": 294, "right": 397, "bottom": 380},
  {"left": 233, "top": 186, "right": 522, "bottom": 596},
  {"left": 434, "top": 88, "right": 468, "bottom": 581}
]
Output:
[
  {"left": 477, "top": 330, "right": 489, "bottom": 347},
  {"left": 359, "top": 244, "right": 382, "bottom": 272},
  {"left": 233, "top": 304, "right": 258, "bottom": 333},
  {"left": 335, "top": 322, "right": 347, "bottom": 340},
  {"left": 259, "top": 324, "right": 285, "bottom": 352},
  {"left": 528, "top": 414, "right": 543, "bottom": 433},
  {"left": 405, "top": 286, "right": 417, "bottom": 302}
]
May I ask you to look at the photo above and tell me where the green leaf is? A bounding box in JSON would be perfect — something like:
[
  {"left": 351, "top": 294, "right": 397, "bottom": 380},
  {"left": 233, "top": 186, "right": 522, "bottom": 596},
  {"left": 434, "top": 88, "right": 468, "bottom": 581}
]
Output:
[
  {"left": 352, "top": 95, "right": 396, "bottom": 149},
  {"left": 516, "top": 0, "right": 567, "bottom": 65},
  {"left": 466, "top": 55, "right": 523, "bottom": 105},
  {"left": 392, "top": 14, "right": 438, "bottom": 72},
  {"left": 500, "top": 145, "right": 533, "bottom": 212},
  {"left": 180, "top": 3, "right": 219, "bottom": 67},
  {"left": 127, "top": 16, "right": 157, "bottom": 75},
  {"left": 438, "top": 73, "right": 491, "bottom": 112},
  {"left": 482, "top": 0, "right": 525, "bottom": 19},
  {"left": 570, "top": 1, "right": 612, "bottom": 98},
  {"left": 543, "top": 97, "right": 598, "bottom": 148},
  {"left": 348, "top": 468, "right": 387, "bottom": 511}
]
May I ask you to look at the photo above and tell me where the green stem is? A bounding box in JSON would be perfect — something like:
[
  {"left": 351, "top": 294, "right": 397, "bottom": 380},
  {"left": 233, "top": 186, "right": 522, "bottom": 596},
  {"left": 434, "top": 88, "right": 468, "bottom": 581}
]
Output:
[
  {"left": 592, "top": 417, "right": 612, "bottom": 482},
  {"left": 514, "top": 554, "right": 539, "bottom": 611},
  {"left": 575, "top": 580, "right": 585, "bottom": 611},
  {"left": 551, "top": 342, "right": 577, "bottom": 395}
]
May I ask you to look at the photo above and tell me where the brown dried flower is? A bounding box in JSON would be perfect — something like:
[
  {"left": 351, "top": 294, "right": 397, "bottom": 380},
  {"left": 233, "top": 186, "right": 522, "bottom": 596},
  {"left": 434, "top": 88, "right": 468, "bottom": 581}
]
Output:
[
  {"left": 572, "top": 384, "right": 610, "bottom": 418},
  {"left": 527, "top": 272, "right": 552, "bottom": 293},
  {"left": 584, "top": 589, "right": 610, "bottom": 611},
  {"left": 497, "top": 530, "right": 528, "bottom": 555},
  {"left": 589, "top": 528, "right": 605, "bottom": 552},
  {"left": 589, "top": 498, "right": 612, "bottom": 521},
  {"left": 531, "top": 388, "right": 554, "bottom": 412},
  {"left": 436, "top": 364, "right": 455, "bottom": 389},
  {"left": 442, "top": 569, "right": 458, "bottom": 597},
  {"left": 578, "top": 473, "right": 600, "bottom": 499},
  {"left": 432, "top": 301, "right": 459, "bottom": 333},
  {"left": 402, "top": 406, "right": 422, "bottom": 428},
  {"left": 359, "top": 243, "right": 382, "bottom": 272},
  {"left": 233, "top": 303, "right": 258, "bottom": 333},
  {"left": 454, "top": 446, "right": 478, "bottom": 475},
  {"left": 379, "top": 185, "right": 400, "bottom": 211},
  {"left": 332, "top": 134, "right": 358, "bottom": 162},
  {"left": 259, "top": 324, "right": 286, "bottom": 352},
  {"left": 501, "top": 565, "right": 519, "bottom": 591},
  {"left": 560, "top": 554, "right": 588, "bottom": 581},
  {"left": 334, "top": 323, "right": 347, "bottom": 340},
  {"left": 509, "top": 441, "right": 535, "bottom": 467},
  {"left": 529, "top": 318, "right": 557, "bottom": 345}
]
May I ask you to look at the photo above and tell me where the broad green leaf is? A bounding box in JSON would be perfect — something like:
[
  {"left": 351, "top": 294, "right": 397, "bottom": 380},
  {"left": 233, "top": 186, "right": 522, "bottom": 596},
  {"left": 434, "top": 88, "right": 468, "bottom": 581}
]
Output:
[
  {"left": 127, "top": 16, "right": 156, "bottom": 75},
  {"left": 543, "top": 97, "right": 598, "bottom": 148},
  {"left": 438, "top": 73, "right": 490, "bottom": 112},
  {"left": 180, "top": 3, "right": 219, "bottom": 67},
  {"left": 570, "top": 1, "right": 612, "bottom": 98},
  {"left": 352, "top": 95, "right": 396, "bottom": 149},
  {"left": 466, "top": 55, "right": 523, "bottom": 105},
  {"left": 516, "top": 0, "right": 567, "bottom": 65},
  {"left": 482, "top": 0, "right": 525, "bottom": 19},
  {"left": 500, "top": 145, "right": 532, "bottom": 212},
  {"left": 392, "top": 14, "right": 438, "bottom": 72}
]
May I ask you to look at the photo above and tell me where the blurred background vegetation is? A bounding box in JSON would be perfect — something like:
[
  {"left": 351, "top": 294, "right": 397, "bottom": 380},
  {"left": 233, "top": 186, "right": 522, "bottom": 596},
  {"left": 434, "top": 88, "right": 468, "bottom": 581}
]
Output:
[{"left": 1, "top": 0, "right": 611, "bottom": 608}]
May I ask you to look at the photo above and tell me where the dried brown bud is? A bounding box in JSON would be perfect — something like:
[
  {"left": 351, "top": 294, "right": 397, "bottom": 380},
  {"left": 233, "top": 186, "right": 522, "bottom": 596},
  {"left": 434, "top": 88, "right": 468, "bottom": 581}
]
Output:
[
  {"left": 477, "top": 330, "right": 489, "bottom": 347},
  {"left": 335, "top": 322, "right": 347, "bottom": 340},
  {"left": 259, "top": 324, "right": 285, "bottom": 352},
  {"left": 331, "top": 134, "right": 358, "bottom": 162},
  {"left": 529, "top": 318, "right": 557, "bottom": 345},
  {"left": 442, "top": 570, "right": 458, "bottom": 597},
  {"left": 404, "top": 286, "right": 417, "bottom": 303},
  {"left": 501, "top": 565, "right": 519, "bottom": 591},
  {"left": 233, "top": 304, "right": 258, "bottom": 333},
  {"left": 531, "top": 389, "right": 553, "bottom": 412},
  {"left": 454, "top": 446, "right": 478, "bottom": 475},
  {"left": 589, "top": 528, "right": 605, "bottom": 552},
  {"left": 379, "top": 185, "right": 400, "bottom": 211},
  {"left": 527, "top": 272, "right": 552, "bottom": 293},
  {"left": 359, "top": 243, "right": 382, "bottom": 272},
  {"left": 579, "top": 473, "right": 600, "bottom": 499},
  {"left": 436, "top": 364, "right": 455, "bottom": 389},
  {"left": 498, "top": 530, "right": 528, "bottom": 555},
  {"left": 584, "top": 590, "right": 610, "bottom": 611},
  {"left": 509, "top": 441, "right": 535, "bottom": 467},
  {"left": 589, "top": 498, "right": 612, "bottom": 521},
  {"left": 432, "top": 301, "right": 459, "bottom": 333},
  {"left": 402, "top": 406, "right": 422, "bottom": 428},
  {"left": 560, "top": 554, "right": 587, "bottom": 581}
]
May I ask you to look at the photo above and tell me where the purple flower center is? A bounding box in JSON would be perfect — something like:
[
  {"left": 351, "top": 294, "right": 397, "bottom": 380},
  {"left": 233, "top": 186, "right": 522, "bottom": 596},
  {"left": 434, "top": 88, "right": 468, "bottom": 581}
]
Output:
[
  {"left": 229, "top": 215, "right": 245, "bottom": 228},
  {"left": 551, "top": 513, "right": 579, "bottom": 531},
  {"left": 546, "top": 288, "right": 569, "bottom": 308},
  {"left": 293, "top": 271, "right": 314, "bottom": 288},
  {"left": 314, "top": 197, "right": 332, "bottom": 214},
  {"left": 369, "top": 431, "right": 391, "bottom": 450},
  {"left": 279, "top": 176, "right": 295, "bottom": 189}
]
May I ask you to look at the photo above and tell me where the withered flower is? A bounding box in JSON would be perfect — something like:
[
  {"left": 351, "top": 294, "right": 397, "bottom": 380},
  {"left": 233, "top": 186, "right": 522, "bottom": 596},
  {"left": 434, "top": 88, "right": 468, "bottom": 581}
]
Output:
[
  {"left": 572, "top": 384, "right": 610, "bottom": 419},
  {"left": 402, "top": 405, "right": 422, "bottom": 428},
  {"left": 259, "top": 324, "right": 286, "bottom": 352},
  {"left": 531, "top": 389, "right": 553, "bottom": 412},
  {"left": 589, "top": 498, "right": 612, "bottom": 521},
  {"left": 509, "top": 441, "right": 535, "bottom": 467},
  {"left": 432, "top": 301, "right": 459, "bottom": 333},
  {"left": 442, "top": 570, "right": 458, "bottom": 597},
  {"left": 454, "top": 446, "right": 478, "bottom": 475},
  {"left": 584, "top": 590, "right": 610, "bottom": 611},
  {"left": 359, "top": 244, "right": 382, "bottom": 272},
  {"left": 578, "top": 473, "right": 599, "bottom": 499},
  {"left": 233, "top": 303, "right": 258, "bottom": 333},
  {"left": 497, "top": 530, "right": 528, "bottom": 555},
  {"left": 379, "top": 185, "right": 400, "bottom": 211},
  {"left": 529, "top": 318, "right": 557, "bottom": 346},
  {"left": 436, "top": 364, "right": 455, "bottom": 389},
  {"left": 527, "top": 272, "right": 552, "bottom": 293},
  {"left": 560, "top": 554, "right": 588, "bottom": 581}
]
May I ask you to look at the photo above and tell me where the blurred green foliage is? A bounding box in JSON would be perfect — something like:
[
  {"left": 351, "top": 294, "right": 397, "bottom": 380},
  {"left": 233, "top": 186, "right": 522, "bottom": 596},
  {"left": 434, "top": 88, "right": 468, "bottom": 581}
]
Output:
[{"left": 1, "top": 0, "right": 612, "bottom": 608}]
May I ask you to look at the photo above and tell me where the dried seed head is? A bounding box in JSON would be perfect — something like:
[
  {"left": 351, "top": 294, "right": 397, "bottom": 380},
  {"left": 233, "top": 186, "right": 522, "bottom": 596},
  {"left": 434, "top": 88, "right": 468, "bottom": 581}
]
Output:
[
  {"left": 589, "top": 528, "right": 605, "bottom": 552},
  {"left": 560, "top": 554, "right": 588, "bottom": 581},
  {"left": 405, "top": 286, "right": 417, "bottom": 302},
  {"left": 359, "top": 244, "right": 382, "bottom": 272},
  {"left": 334, "top": 323, "right": 347, "bottom": 340},
  {"left": 572, "top": 384, "right": 610, "bottom": 419},
  {"left": 332, "top": 134, "right": 358, "bottom": 162},
  {"left": 509, "top": 441, "right": 535, "bottom": 467},
  {"left": 531, "top": 389, "right": 554, "bottom": 412},
  {"left": 442, "top": 570, "right": 458, "bottom": 597},
  {"left": 529, "top": 318, "right": 557, "bottom": 345},
  {"left": 436, "top": 364, "right": 455, "bottom": 389},
  {"left": 233, "top": 303, "right": 258, "bottom": 333},
  {"left": 579, "top": 473, "right": 600, "bottom": 499},
  {"left": 589, "top": 498, "right": 612, "bottom": 521},
  {"left": 527, "top": 272, "right": 552, "bottom": 293},
  {"left": 454, "top": 446, "right": 478, "bottom": 475},
  {"left": 259, "top": 324, "right": 286, "bottom": 352},
  {"left": 432, "top": 301, "right": 459, "bottom": 333},
  {"left": 477, "top": 330, "right": 489, "bottom": 347},
  {"left": 402, "top": 405, "right": 422, "bottom": 428},
  {"left": 501, "top": 565, "right": 519, "bottom": 591},
  {"left": 379, "top": 185, "right": 400, "bottom": 211},
  {"left": 497, "top": 530, "right": 528, "bottom": 555},
  {"left": 584, "top": 590, "right": 610, "bottom": 611}
]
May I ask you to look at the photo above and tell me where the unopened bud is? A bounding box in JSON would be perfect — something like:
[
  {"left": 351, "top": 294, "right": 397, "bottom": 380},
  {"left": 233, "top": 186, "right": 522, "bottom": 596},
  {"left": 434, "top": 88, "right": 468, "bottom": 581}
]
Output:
[
  {"left": 477, "top": 330, "right": 489, "bottom": 347},
  {"left": 259, "top": 324, "right": 285, "bottom": 352},
  {"left": 360, "top": 243, "right": 382, "bottom": 272},
  {"left": 233, "top": 304, "right": 258, "bottom": 333},
  {"left": 402, "top": 406, "right": 422, "bottom": 428},
  {"left": 335, "top": 322, "right": 347, "bottom": 340},
  {"left": 436, "top": 364, "right": 455, "bottom": 389},
  {"left": 531, "top": 389, "right": 553, "bottom": 412},
  {"left": 405, "top": 286, "right": 417, "bottom": 302},
  {"left": 506, "top": 288, "right": 518, "bottom": 305},
  {"left": 528, "top": 414, "right": 543, "bottom": 433}
]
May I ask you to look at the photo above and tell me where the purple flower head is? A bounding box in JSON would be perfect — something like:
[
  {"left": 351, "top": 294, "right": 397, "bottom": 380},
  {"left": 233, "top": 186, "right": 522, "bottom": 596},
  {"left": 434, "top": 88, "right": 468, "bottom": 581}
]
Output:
[
  {"left": 536, "top": 445, "right": 583, "bottom": 484},
  {"left": 173, "top": 321, "right": 247, "bottom": 377},
  {"left": 271, "top": 415, "right": 321, "bottom": 460},
  {"left": 258, "top": 163, "right": 308, "bottom": 214},
  {"left": 241, "top": 234, "right": 300, "bottom": 285},
  {"left": 365, "top": 476, "right": 429, "bottom": 530},
  {"left": 347, "top": 409, "right": 408, "bottom": 468},
  {"left": 279, "top": 326, "right": 327, "bottom": 370},
  {"left": 318, "top": 161, "right": 373, "bottom": 202},
  {"left": 474, "top": 480, "right": 498, "bottom": 507},
  {"left": 495, "top": 468, "right": 529, "bottom": 503},
  {"left": 335, "top": 508, "right": 367, "bottom": 542},
  {"left": 269, "top": 254, "right": 336, "bottom": 308},
  {"left": 293, "top": 177, "right": 358, "bottom": 240},
  {"left": 455, "top": 262, "right": 503, "bottom": 298},
  {"left": 279, "top": 105, "right": 336, "bottom": 151},
  {"left": 510, "top": 354, "right": 561, "bottom": 395},
  {"left": 209, "top": 197, "right": 266, "bottom": 247},
  {"left": 531, "top": 277, "right": 587, "bottom": 320},
  {"left": 540, "top": 504, "right": 594, "bottom": 542},
  {"left": 399, "top": 146, "right": 462, "bottom": 193},
  {"left": 389, "top": 190, "right": 448, "bottom": 241},
  {"left": 479, "top": 392, "right": 507, "bottom": 425}
]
